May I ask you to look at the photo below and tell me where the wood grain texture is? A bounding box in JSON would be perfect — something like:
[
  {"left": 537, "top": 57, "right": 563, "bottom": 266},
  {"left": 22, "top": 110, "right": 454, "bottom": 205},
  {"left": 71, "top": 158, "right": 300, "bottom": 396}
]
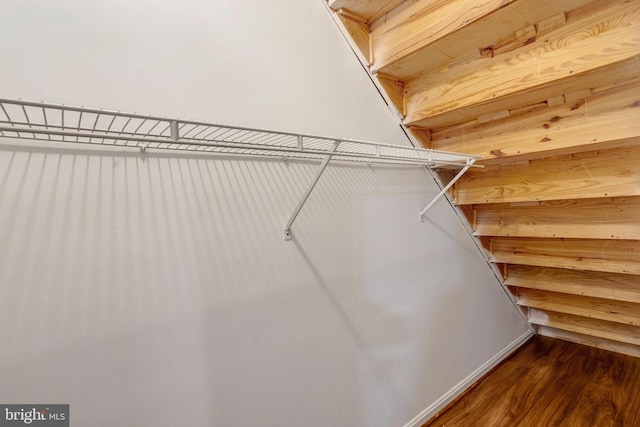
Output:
[
  {"left": 529, "top": 308, "right": 640, "bottom": 346},
  {"left": 370, "top": 0, "right": 515, "bottom": 73},
  {"left": 375, "top": 0, "right": 596, "bottom": 79},
  {"left": 473, "top": 197, "right": 640, "bottom": 239},
  {"left": 505, "top": 265, "right": 640, "bottom": 304},
  {"left": 454, "top": 144, "right": 640, "bottom": 205},
  {"left": 424, "top": 336, "right": 640, "bottom": 426},
  {"left": 409, "top": 54, "right": 640, "bottom": 128},
  {"left": 329, "top": 0, "right": 640, "bottom": 356},
  {"left": 430, "top": 79, "right": 640, "bottom": 162},
  {"left": 516, "top": 288, "right": 640, "bottom": 326},
  {"left": 404, "top": 0, "right": 640, "bottom": 125},
  {"left": 490, "top": 237, "right": 640, "bottom": 274}
]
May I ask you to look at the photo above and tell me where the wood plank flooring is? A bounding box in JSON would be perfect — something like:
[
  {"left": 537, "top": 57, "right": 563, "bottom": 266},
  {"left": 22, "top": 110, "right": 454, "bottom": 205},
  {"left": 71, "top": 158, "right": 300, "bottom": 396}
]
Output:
[{"left": 424, "top": 336, "right": 640, "bottom": 427}]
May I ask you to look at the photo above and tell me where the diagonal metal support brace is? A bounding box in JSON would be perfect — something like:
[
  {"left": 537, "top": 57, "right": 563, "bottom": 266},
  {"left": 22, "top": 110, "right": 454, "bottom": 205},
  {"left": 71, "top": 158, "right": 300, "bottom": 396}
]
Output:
[
  {"left": 419, "top": 158, "right": 476, "bottom": 222},
  {"left": 284, "top": 141, "right": 339, "bottom": 240}
]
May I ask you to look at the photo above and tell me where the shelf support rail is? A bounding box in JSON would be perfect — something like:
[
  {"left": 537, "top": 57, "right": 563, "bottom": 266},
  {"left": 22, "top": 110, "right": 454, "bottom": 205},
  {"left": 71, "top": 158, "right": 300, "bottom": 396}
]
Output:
[
  {"left": 0, "top": 98, "right": 481, "bottom": 168},
  {"left": 284, "top": 141, "right": 339, "bottom": 240},
  {"left": 419, "top": 158, "right": 476, "bottom": 221}
]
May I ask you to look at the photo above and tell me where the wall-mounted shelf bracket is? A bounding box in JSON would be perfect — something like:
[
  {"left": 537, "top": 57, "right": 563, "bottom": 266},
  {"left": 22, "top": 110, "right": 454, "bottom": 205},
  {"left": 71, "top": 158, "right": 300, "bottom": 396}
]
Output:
[
  {"left": 284, "top": 141, "right": 339, "bottom": 240},
  {"left": 419, "top": 158, "right": 476, "bottom": 221}
]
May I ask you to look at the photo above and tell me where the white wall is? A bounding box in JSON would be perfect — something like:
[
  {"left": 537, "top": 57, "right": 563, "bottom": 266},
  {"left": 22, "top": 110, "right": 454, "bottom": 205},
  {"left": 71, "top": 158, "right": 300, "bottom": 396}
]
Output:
[
  {"left": 0, "top": 1, "right": 529, "bottom": 426},
  {"left": 0, "top": 0, "right": 406, "bottom": 142}
]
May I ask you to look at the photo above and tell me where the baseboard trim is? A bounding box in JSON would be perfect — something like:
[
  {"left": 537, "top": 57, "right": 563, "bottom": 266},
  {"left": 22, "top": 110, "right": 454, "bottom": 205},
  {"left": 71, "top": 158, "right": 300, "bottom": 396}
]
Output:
[{"left": 403, "top": 330, "right": 534, "bottom": 427}]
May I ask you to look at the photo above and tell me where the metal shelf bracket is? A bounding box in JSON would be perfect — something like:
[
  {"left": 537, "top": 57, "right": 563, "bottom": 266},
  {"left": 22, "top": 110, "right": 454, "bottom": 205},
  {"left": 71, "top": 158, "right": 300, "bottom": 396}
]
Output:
[
  {"left": 283, "top": 141, "right": 339, "bottom": 240},
  {"left": 419, "top": 158, "right": 476, "bottom": 221}
]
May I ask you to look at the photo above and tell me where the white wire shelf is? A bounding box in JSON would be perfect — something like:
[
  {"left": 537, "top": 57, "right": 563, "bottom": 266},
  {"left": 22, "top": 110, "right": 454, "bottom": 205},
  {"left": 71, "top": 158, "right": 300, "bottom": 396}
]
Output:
[
  {"left": 0, "top": 98, "right": 480, "bottom": 168},
  {"left": 0, "top": 98, "right": 482, "bottom": 239}
]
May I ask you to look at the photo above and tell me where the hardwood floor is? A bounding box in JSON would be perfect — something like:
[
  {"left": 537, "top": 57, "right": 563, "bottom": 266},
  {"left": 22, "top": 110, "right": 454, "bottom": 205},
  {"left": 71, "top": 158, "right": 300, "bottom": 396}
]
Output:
[{"left": 424, "top": 336, "right": 640, "bottom": 427}]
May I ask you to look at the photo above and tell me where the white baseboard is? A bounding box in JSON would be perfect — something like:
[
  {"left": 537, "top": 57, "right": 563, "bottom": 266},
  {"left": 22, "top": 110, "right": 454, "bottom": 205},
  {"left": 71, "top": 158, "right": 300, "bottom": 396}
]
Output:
[{"left": 403, "top": 330, "right": 534, "bottom": 427}]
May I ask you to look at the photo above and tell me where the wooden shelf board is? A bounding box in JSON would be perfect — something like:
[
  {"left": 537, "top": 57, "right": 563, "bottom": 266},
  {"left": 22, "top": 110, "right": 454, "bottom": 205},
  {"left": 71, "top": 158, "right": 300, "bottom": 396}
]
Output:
[
  {"left": 455, "top": 144, "right": 640, "bottom": 205},
  {"left": 539, "top": 326, "right": 640, "bottom": 358},
  {"left": 490, "top": 237, "right": 640, "bottom": 275},
  {"left": 517, "top": 288, "right": 640, "bottom": 326},
  {"left": 529, "top": 308, "right": 640, "bottom": 346},
  {"left": 370, "top": 0, "right": 516, "bottom": 75},
  {"left": 473, "top": 197, "right": 640, "bottom": 240},
  {"left": 429, "top": 79, "right": 640, "bottom": 162},
  {"left": 371, "top": 0, "right": 599, "bottom": 79},
  {"left": 505, "top": 265, "right": 640, "bottom": 304},
  {"left": 403, "top": 1, "right": 640, "bottom": 126}
]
